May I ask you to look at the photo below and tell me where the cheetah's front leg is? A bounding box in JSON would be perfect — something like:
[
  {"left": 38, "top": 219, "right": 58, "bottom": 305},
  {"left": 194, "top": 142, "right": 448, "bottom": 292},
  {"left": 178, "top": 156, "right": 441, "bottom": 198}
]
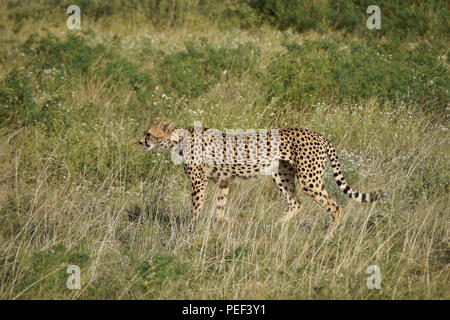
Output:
[
  {"left": 214, "top": 180, "right": 229, "bottom": 220},
  {"left": 184, "top": 164, "right": 208, "bottom": 218},
  {"left": 190, "top": 177, "right": 208, "bottom": 217}
]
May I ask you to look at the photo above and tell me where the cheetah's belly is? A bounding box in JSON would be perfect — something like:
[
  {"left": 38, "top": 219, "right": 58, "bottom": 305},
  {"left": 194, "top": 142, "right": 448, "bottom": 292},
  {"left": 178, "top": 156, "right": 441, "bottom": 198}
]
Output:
[{"left": 205, "top": 162, "right": 278, "bottom": 181}]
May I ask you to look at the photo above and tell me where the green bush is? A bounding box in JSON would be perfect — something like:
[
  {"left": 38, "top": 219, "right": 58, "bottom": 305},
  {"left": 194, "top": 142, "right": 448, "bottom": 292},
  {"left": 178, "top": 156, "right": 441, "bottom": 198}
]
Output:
[
  {"left": 5, "top": 1, "right": 449, "bottom": 39},
  {"left": 247, "top": 0, "right": 449, "bottom": 39},
  {"left": 157, "top": 40, "right": 259, "bottom": 97},
  {"left": 22, "top": 33, "right": 106, "bottom": 74},
  {"left": 19, "top": 33, "right": 156, "bottom": 117},
  {"left": 0, "top": 68, "right": 63, "bottom": 128},
  {"left": 221, "top": 2, "right": 265, "bottom": 29},
  {"left": 134, "top": 252, "right": 191, "bottom": 297},
  {"left": 248, "top": 0, "right": 327, "bottom": 32},
  {"left": 14, "top": 244, "right": 90, "bottom": 299},
  {"left": 104, "top": 57, "right": 154, "bottom": 102},
  {"left": 263, "top": 37, "right": 448, "bottom": 112}
]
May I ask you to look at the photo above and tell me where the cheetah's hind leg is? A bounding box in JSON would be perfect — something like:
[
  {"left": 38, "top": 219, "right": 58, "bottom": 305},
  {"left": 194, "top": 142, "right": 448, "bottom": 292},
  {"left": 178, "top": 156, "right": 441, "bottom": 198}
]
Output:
[
  {"left": 299, "top": 178, "right": 342, "bottom": 225},
  {"left": 272, "top": 160, "right": 303, "bottom": 225}
]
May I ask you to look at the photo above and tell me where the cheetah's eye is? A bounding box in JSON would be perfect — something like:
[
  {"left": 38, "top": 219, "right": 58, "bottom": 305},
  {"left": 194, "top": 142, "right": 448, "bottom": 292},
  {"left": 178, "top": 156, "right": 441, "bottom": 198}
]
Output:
[{"left": 146, "top": 133, "right": 151, "bottom": 138}]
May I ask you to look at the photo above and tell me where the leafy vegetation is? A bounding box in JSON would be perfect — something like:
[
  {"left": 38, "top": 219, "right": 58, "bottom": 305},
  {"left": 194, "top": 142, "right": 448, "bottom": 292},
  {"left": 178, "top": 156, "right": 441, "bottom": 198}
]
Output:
[
  {"left": 157, "top": 40, "right": 258, "bottom": 97},
  {"left": 264, "top": 38, "right": 448, "bottom": 111}
]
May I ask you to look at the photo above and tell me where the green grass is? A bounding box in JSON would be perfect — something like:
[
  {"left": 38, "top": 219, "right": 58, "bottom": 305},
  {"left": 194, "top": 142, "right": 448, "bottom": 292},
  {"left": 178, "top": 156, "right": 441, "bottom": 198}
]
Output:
[{"left": 0, "top": 0, "right": 448, "bottom": 299}]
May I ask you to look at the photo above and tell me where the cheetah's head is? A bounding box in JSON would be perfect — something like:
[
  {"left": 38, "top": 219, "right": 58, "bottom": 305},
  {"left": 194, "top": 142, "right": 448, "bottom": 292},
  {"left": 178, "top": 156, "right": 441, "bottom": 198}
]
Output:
[{"left": 139, "top": 122, "right": 177, "bottom": 151}]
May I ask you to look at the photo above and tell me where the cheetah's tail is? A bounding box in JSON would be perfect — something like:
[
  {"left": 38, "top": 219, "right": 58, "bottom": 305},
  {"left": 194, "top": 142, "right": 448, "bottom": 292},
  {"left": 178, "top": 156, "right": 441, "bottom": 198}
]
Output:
[{"left": 323, "top": 138, "right": 383, "bottom": 203}]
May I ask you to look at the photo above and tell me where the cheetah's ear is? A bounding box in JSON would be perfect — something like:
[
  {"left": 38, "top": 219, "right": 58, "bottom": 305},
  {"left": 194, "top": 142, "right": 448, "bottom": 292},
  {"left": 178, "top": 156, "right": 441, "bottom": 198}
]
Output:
[{"left": 160, "top": 122, "right": 175, "bottom": 133}]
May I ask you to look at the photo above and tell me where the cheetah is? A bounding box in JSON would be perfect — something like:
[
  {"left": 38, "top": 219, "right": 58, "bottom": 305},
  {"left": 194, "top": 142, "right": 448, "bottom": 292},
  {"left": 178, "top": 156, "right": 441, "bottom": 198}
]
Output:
[{"left": 139, "top": 122, "right": 383, "bottom": 224}]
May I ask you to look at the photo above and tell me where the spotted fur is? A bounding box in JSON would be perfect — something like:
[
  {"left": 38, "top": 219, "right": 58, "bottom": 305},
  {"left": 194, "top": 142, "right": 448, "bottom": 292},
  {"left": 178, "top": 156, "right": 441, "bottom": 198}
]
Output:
[{"left": 139, "top": 122, "right": 383, "bottom": 224}]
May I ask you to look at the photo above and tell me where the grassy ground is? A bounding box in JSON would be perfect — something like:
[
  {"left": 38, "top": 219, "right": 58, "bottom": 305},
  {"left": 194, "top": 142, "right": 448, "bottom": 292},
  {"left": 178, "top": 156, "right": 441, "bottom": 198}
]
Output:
[{"left": 0, "top": 1, "right": 448, "bottom": 299}]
